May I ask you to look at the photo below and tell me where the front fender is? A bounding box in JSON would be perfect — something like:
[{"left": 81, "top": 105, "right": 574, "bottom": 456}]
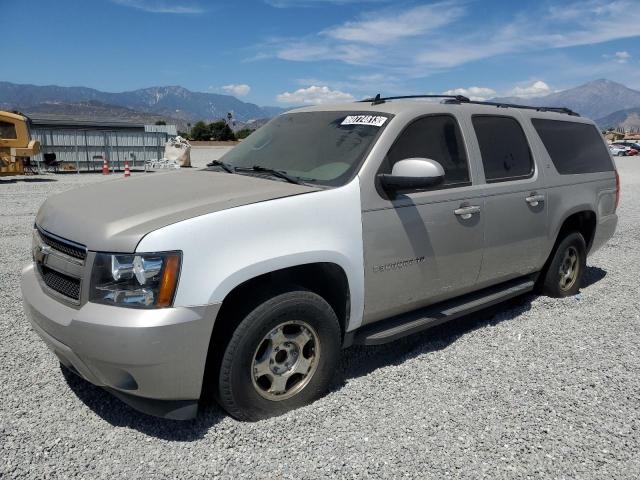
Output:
[
  {"left": 211, "top": 250, "right": 355, "bottom": 302},
  {"left": 136, "top": 180, "right": 365, "bottom": 331}
]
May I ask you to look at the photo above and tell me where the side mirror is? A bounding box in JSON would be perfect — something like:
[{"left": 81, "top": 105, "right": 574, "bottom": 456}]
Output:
[{"left": 378, "top": 158, "right": 445, "bottom": 194}]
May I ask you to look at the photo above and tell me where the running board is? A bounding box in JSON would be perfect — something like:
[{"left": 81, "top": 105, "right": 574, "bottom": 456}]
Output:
[{"left": 351, "top": 278, "right": 535, "bottom": 346}]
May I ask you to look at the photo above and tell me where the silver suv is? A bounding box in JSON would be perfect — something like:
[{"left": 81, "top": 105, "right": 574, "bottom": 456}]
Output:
[{"left": 21, "top": 95, "right": 619, "bottom": 421}]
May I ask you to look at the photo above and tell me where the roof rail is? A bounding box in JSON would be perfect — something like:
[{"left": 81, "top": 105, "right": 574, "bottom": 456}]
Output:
[
  {"left": 466, "top": 100, "right": 580, "bottom": 116},
  {"left": 360, "top": 94, "right": 471, "bottom": 105},
  {"left": 360, "top": 94, "right": 580, "bottom": 116}
]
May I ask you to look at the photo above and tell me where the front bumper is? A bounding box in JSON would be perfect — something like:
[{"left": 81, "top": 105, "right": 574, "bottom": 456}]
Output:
[{"left": 21, "top": 264, "right": 221, "bottom": 420}]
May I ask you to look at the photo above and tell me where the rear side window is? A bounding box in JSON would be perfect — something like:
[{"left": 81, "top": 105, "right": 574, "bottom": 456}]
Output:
[
  {"left": 472, "top": 115, "right": 533, "bottom": 182},
  {"left": 532, "top": 119, "right": 613, "bottom": 174},
  {"left": 381, "top": 115, "right": 470, "bottom": 186}
]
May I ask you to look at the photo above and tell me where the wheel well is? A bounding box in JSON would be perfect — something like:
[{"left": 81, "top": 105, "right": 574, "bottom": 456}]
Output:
[
  {"left": 206, "top": 262, "right": 350, "bottom": 366},
  {"left": 557, "top": 211, "right": 596, "bottom": 252},
  {"left": 219, "top": 262, "right": 349, "bottom": 330}
]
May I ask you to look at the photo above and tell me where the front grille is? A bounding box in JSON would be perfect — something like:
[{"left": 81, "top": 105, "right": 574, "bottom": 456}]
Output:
[
  {"left": 39, "top": 265, "right": 81, "bottom": 301},
  {"left": 38, "top": 228, "right": 87, "bottom": 261}
]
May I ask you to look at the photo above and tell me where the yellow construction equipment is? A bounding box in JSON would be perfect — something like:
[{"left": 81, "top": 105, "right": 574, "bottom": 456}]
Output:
[{"left": 0, "top": 111, "right": 40, "bottom": 176}]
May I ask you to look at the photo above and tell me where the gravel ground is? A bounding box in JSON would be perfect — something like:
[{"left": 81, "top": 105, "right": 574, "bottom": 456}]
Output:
[{"left": 1, "top": 154, "right": 639, "bottom": 479}]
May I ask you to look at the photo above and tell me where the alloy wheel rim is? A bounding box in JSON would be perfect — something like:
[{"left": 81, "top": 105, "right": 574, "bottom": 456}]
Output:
[
  {"left": 251, "top": 320, "right": 320, "bottom": 401},
  {"left": 558, "top": 246, "right": 579, "bottom": 290}
]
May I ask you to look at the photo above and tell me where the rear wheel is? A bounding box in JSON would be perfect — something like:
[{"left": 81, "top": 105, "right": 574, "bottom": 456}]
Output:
[
  {"left": 215, "top": 289, "right": 341, "bottom": 421},
  {"left": 541, "top": 232, "right": 586, "bottom": 297}
]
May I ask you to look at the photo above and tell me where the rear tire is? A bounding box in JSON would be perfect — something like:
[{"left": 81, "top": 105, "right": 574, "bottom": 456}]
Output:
[
  {"left": 541, "top": 232, "right": 586, "bottom": 297},
  {"left": 215, "top": 289, "right": 341, "bottom": 421}
]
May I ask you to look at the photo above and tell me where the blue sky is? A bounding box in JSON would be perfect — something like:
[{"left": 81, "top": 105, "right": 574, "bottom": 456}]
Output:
[{"left": 2, "top": 0, "right": 640, "bottom": 106}]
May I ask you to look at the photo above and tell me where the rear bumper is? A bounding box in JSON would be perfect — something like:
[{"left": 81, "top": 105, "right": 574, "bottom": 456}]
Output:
[
  {"left": 590, "top": 213, "right": 618, "bottom": 254},
  {"left": 21, "top": 264, "right": 221, "bottom": 420}
]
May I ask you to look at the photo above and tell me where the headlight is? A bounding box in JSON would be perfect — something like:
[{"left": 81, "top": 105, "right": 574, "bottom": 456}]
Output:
[{"left": 90, "top": 252, "right": 181, "bottom": 308}]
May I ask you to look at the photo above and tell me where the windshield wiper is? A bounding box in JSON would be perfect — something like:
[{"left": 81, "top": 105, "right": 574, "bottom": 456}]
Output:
[
  {"left": 234, "top": 165, "right": 305, "bottom": 185},
  {"left": 207, "top": 159, "right": 234, "bottom": 173}
]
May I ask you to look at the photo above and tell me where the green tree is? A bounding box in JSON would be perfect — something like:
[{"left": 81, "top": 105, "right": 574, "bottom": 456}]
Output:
[
  {"left": 208, "top": 120, "right": 236, "bottom": 141},
  {"left": 190, "top": 121, "right": 210, "bottom": 141},
  {"left": 236, "top": 128, "right": 254, "bottom": 139}
]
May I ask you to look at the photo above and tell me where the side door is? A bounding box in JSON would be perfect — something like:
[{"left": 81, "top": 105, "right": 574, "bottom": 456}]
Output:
[
  {"left": 467, "top": 114, "right": 548, "bottom": 285},
  {"left": 360, "top": 114, "right": 485, "bottom": 325}
]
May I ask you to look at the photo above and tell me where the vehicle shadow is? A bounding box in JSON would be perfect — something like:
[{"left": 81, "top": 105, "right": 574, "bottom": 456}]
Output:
[
  {"left": 581, "top": 265, "right": 607, "bottom": 288},
  {"left": 336, "top": 265, "right": 607, "bottom": 385},
  {"left": 61, "top": 366, "right": 226, "bottom": 441},
  {"left": 62, "top": 266, "right": 607, "bottom": 439},
  {"left": 335, "top": 293, "right": 535, "bottom": 385},
  {"left": 0, "top": 177, "right": 58, "bottom": 184}
]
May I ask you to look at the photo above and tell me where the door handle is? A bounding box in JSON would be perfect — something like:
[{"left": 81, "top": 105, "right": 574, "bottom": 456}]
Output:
[
  {"left": 525, "top": 193, "right": 545, "bottom": 206},
  {"left": 454, "top": 205, "right": 481, "bottom": 220}
]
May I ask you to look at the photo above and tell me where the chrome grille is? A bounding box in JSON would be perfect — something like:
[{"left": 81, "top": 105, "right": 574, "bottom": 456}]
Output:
[
  {"left": 38, "top": 228, "right": 87, "bottom": 260},
  {"left": 33, "top": 227, "right": 86, "bottom": 304},
  {"left": 39, "top": 265, "right": 81, "bottom": 301}
]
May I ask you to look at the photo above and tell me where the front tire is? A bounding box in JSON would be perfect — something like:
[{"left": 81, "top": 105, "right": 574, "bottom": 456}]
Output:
[
  {"left": 216, "top": 289, "right": 341, "bottom": 421},
  {"left": 541, "top": 232, "right": 587, "bottom": 297}
]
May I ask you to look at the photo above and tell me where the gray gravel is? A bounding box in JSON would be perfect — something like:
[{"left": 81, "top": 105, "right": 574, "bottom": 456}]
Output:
[{"left": 1, "top": 154, "right": 639, "bottom": 479}]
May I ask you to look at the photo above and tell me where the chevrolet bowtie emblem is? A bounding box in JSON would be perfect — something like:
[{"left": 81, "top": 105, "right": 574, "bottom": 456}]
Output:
[{"left": 34, "top": 243, "right": 52, "bottom": 263}]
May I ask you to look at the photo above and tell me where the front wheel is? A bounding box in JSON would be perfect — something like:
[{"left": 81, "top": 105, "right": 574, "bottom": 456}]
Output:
[
  {"left": 541, "top": 232, "right": 587, "bottom": 297},
  {"left": 215, "top": 289, "right": 341, "bottom": 421}
]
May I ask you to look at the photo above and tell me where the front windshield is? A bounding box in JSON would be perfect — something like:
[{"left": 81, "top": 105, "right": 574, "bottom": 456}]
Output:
[{"left": 220, "top": 111, "right": 391, "bottom": 186}]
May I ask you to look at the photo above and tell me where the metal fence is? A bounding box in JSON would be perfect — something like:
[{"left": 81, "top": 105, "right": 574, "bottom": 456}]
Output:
[{"left": 31, "top": 128, "right": 170, "bottom": 172}]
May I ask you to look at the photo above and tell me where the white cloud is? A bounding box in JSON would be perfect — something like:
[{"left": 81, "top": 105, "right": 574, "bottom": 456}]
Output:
[
  {"left": 268, "top": 2, "right": 463, "bottom": 66},
  {"left": 260, "top": 0, "right": 640, "bottom": 77},
  {"left": 277, "top": 85, "right": 355, "bottom": 104},
  {"left": 292, "top": 74, "right": 402, "bottom": 98},
  {"left": 442, "top": 86, "right": 497, "bottom": 101},
  {"left": 509, "top": 80, "right": 552, "bottom": 98},
  {"left": 221, "top": 84, "right": 251, "bottom": 96},
  {"left": 442, "top": 81, "right": 555, "bottom": 101},
  {"left": 603, "top": 51, "right": 631, "bottom": 63},
  {"left": 277, "top": 42, "right": 377, "bottom": 65},
  {"left": 265, "top": 0, "right": 387, "bottom": 6},
  {"left": 324, "top": 3, "right": 465, "bottom": 45},
  {"left": 111, "top": 0, "right": 203, "bottom": 14},
  {"left": 417, "top": 1, "right": 640, "bottom": 69},
  {"left": 615, "top": 51, "right": 631, "bottom": 63}
]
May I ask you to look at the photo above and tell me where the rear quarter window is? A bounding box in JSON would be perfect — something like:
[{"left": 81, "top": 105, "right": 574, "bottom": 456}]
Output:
[{"left": 531, "top": 119, "right": 613, "bottom": 174}]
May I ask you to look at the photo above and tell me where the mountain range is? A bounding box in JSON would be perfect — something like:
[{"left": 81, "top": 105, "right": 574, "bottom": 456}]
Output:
[
  {"left": 1, "top": 79, "right": 640, "bottom": 130},
  {"left": 591, "top": 107, "right": 640, "bottom": 131},
  {"left": 0, "top": 81, "right": 286, "bottom": 127},
  {"left": 489, "top": 79, "right": 640, "bottom": 128}
]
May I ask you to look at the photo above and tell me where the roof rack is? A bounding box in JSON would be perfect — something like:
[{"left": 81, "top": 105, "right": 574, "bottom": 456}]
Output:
[
  {"left": 360, "top": 94, "right": 471, "bottom": 105},
  {"left": 466, "top": 100, "right": 580, "bottom": 116},
  {"left": 360, "top": 94, "right": 580, "bottom": 116}
]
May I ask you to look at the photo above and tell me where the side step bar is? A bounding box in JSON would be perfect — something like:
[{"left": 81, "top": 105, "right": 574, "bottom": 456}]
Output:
[{"left": 350, "top": 277, "right": 535, "bottom": 346}]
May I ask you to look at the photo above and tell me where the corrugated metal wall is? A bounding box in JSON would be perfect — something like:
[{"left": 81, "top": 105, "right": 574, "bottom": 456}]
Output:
[
  {"left": 31, "top": 128, "right": 169, "bottom": 171},
  {"left": 144, "top": 124, "right": 178, "bottom": 136}
]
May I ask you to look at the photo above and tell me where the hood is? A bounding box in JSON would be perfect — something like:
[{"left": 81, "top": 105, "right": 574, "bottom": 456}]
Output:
[{"left": 36, "top": 170, "right": 319, "bottom": 252}]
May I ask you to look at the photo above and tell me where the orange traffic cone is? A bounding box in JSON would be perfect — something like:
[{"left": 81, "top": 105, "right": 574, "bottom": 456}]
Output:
[
  {"left": 102, "top": 157, "right": 110, "bottom": 175},
  {"left": 124, "top": 160, "right": 131, "bottom": 178}
]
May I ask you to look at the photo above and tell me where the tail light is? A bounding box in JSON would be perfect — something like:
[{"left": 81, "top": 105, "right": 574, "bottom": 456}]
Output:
[{"left": 615, "top": 170, "right": 620, "bottom": 211}]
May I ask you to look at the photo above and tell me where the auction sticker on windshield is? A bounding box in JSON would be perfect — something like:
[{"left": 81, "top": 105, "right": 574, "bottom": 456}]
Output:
[{"left": 341, "top": 115, "right": 388, "bottom": 127}]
